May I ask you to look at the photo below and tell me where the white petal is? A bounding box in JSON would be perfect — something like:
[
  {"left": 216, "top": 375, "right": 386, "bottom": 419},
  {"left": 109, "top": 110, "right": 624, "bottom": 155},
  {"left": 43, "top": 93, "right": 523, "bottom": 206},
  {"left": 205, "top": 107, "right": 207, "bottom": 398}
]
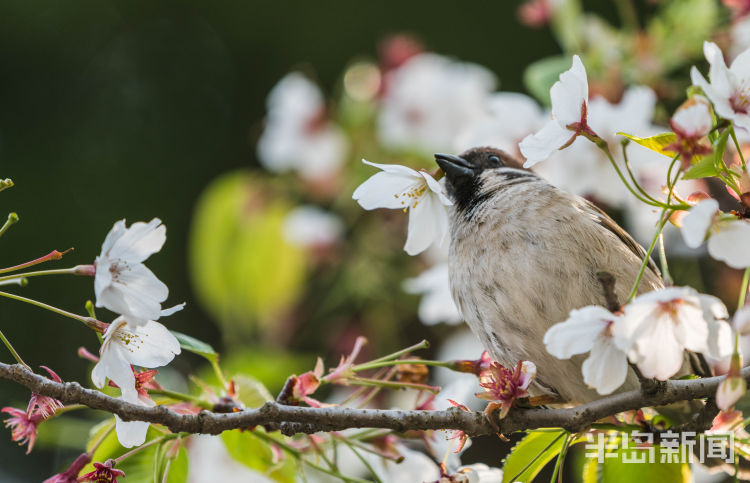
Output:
[
  {"left": 520, "top": 120, "right": 573, "bottom": 168},
  {"left": 100, "top": 220, "right": 127, "bottom": 255},
  {"left": 704, "top": 42, "right": 734, "bottom": 100},
  {"left": 114, "top": 389, "right": 156, "bottom": 448},
  {"left": 707, "top": 320, "right": 734, "bottom": 360},
  {"left": 543, "top": 306, "right": 615, "bottom": 359},
  {"left": 114, "top": 416, "right": 150, "bottom": 448},
  {"left": 730, "top": 45, "right": 750, "bottom": 83},
  {"left": 582, "top": 337, "right": 628, "bottom": 395},
  {"left": 680, "top": 198, "right": 719, "bottom": 248},
  {"left": 708, "top": 220, "right": 750, "bottom": 268},
  {"left": 550, "top": 55, "right": 588, "bottom": 125},
  {"left": 352, "top": 171, "right": 421, "bottom": 210},
  {"left": 160, "top": 303, "right": 186, "bottom": 317},
  {"left": 734, "top": 306, "right": 750, "bottom": 335},
  {"left": 632, "top": 317, "right": 685, "bottom": 380},
  {"left": 100, "top": 262, "right": 168, "bottom": 319},
  {"left": 673, "top": 301, "right": 710, "bottom": 354},
  {"left": 117, "top": 321, "right": 181, "bottom": 368},
  {"left": 93, "top": 347, "right": 137, "bottom": 399},
  {"left": 716, "top": 376, "right": 747, "bottom": 411},
  {"left": 700, "top": 294, "right": 730, "bottom": 321},
  {"left": 403, "top": 264, "right": 462, "bottom": 325},
  {"left": 671, "top": 96, "right": 712, "bottom": 138},
  {"left": 361, "top": 159, "right": 421, "bottom": 178},
  {"left": 404, "top": 191, "right": 442, "bottom": 256},
  {"left": 420, "top": 171, "right": 453, "bottom": 206},
  {"left": 108, "top": 219, "right": 166, "bottom": 264}
]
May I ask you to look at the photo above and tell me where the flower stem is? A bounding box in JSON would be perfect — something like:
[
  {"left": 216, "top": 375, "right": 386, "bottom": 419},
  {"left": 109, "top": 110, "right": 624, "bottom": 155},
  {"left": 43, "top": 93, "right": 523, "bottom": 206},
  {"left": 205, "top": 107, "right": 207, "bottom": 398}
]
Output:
[
  {"left": 90, "top": 423, "right": 116, "bottom": 454},
  {"left": 597, "top": 139, "right": 686, "bottom": 209},
  {"left": 348, "top": 376, "right": 440, "bottom": 393},
  {"left": 550, "top": 432, "right": 573, "bottom": 483},
  {"left": 355, "top": 340, "right": 429, "bottom": 367},
  {"left": 0, "top": 328, "right": 30, "bottom": 370},
  {"left": 738, "top": 268, "right": 750, "bottom": 309},
  {"left": 0, "top": 212, "right": 19, "bottom": 239},
  {"left": 352, "top": 358, "right": 451, "bottom": 372},
  {"left": 621, "top": 141, "right": 661, "bottom": 205},
  {"left": 658, "top": 232, "right": 672, "bottom": 286},
  {"left": 627, "top": 209, "right": 671, "bottom": 302},
  {"left": 0, "top": 267, "right": 80, "bottom": 284},
  {"left": 0, "top": 249, "right": 73, "bottom": 275},
  {"left": 0, "top": 290, "right": 105, "bottom": 332},
  {"left": 114, "top": 434, "right": 178, "bottom": 464},
  {"left": 210, "top": 359, "right": 228, "bottom": 390},
  {"left": 730, "top": 126, "right": 746, "bottom": 171},
  {"left": 251, "top": 430, "right": 371, "bottom": 483}
]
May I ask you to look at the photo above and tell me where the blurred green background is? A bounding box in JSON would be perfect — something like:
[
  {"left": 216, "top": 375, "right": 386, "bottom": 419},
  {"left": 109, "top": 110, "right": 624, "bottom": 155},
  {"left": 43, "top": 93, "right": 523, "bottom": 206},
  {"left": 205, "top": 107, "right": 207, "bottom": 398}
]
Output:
[{"left": 0, "top": 0, "right": 648, "bottom": 479}]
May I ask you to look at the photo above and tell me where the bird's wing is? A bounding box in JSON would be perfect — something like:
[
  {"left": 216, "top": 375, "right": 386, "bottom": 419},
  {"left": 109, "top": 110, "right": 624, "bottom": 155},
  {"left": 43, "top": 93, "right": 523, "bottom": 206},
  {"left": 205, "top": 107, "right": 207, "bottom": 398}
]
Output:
[{"left": 583, "top": 200, "right": 661, "bottom": 279}]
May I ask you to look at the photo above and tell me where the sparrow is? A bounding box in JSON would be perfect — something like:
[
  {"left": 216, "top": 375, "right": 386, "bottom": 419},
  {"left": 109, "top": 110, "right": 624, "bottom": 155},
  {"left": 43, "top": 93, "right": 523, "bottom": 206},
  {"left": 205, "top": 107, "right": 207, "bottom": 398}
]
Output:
[{"left": 435, "top": 146, "right": 671, "bottom": 404}]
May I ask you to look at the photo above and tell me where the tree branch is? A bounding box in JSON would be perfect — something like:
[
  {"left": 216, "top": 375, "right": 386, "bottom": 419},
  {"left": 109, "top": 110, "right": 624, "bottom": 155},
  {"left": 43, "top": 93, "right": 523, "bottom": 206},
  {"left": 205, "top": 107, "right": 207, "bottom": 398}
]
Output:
[{"left": 0, "top": 362, "right": 739, "bottom": 438}]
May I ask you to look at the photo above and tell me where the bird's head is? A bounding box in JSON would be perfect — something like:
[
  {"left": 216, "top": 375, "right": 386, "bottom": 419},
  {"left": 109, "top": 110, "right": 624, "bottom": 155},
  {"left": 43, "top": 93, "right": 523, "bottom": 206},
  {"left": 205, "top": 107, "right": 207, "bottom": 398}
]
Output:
[{"left": 434, "top": 147, "right": 536, "bottom": 214}]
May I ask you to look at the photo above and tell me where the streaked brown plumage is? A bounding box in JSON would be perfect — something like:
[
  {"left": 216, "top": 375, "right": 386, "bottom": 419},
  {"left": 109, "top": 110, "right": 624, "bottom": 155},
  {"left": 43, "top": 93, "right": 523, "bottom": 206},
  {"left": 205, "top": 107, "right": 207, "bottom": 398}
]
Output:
[{"left": 436, "top": 147, "right": 665, "bottom": 403}]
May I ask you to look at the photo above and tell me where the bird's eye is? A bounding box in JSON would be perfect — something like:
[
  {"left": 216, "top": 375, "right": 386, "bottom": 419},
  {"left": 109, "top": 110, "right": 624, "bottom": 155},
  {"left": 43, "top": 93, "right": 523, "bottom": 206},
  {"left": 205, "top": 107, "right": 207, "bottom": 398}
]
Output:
[{"left": 488, "top": 155, "right": 501, "bottom": 165}]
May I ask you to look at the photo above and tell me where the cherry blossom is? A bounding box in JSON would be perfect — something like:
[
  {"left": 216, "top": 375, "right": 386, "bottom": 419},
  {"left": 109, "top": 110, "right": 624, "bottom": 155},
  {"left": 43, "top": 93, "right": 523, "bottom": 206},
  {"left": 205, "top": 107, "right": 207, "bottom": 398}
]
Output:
[
  {"left": 519, "top": 55, "right": 597, "bottom": 167},
  {"left": 79, "top": 460, "right": 125, "bottom": 483},
  {"left": 717, "top": 350, "right": 746, "bottom": 410},
  {"left": 91, "top": 315, "right": 181, "bottom": 402},
  {"left": 353, "top": 160, "right": 452, "bottom": 255},
  {"left": 257, "top": 72, "right": 348, "bottom": 180},
  {"left": 282, "top": 205, "right": 343, "bottom": 248},
  {"left": 1, "top": 406, "right": 42, "bottom": 454},
  {"left": 377, "top": 53, "right": 495, "bottom": 153},
  {"left": 94, "top": 218, "right": 169, "bottom": 324},
  {"left": 615, "top": 287, "right": 711, "bottom": 380},
  {"left": 535, "top": 85, "right": 660, "bottom": 210},
  {"left": 28, "top": 366, "right": 64, "bottom": 418},
  {"left": 544, "top": 306, "right": 629, "bottom": 395},
  {"left": 2, "top": 366, "right": 64, "bottom": 453},
  {"left": 691, "top": 41, "right": 750, "bottom": 131},
  {"left": 680, "top": 197, "right": 750, "bottom": 268},
  {"left": 108, "top": 368, "right": 159, "bottom": 447},
  {"left": 475, "top": 360, "right": 535, "bottom": 420},
  {"left": 434, "top": 463, "right": 504, "bottom": 483},
  {"left": 43, "top": 452, "right": 92, "bottom": 483},
  {"left": 454, "top": 92, "right": 545, "bottom": 154},
  {"left": 290, "top": 358, "right": 325, "bottom": 407},
  {"left": 666, "top": 95, "right": 714, "bottom": 168}
]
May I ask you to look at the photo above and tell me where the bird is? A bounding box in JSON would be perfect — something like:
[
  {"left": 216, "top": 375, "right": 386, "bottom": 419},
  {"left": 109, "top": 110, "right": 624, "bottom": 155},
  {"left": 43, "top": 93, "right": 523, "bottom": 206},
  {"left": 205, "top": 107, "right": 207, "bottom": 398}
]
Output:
[{"left": 435, "top": 146, "right": 687, "bottom": 404}]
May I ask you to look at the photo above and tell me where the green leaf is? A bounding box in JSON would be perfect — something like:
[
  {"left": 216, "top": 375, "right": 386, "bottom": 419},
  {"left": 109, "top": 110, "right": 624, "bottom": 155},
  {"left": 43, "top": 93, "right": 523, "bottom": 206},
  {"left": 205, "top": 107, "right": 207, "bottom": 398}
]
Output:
[
  {"left": 681, "top": 154, "right": 718, "bottom": 180},
  {"left": 585, "top": 446, "right": 691, "bottom": 483},
  {"left": 221, "top": 429, "right": 297, "bottom": 482},
  {"left": 170, "top": 330, "right": 218, "bottom": 363},
  {"left": 502, "top": 430, "right": 567, "bottom": 483},
  {"left": 161, "top": 443, "right": 189, "bottom": 483},
  {"left": 188, "top": 171, "right": 307, "bottom": 345},
  {"left": 581, "top": 456, "right": 600, "bottom": 483},
  {"left": 83, "top": 424, "right": 175, "bottom": 481},
  {"left": 683, "top": 128, "right": 730, "bottom": 180},
  {"left": 618, "top": 132, "right": 676, "bottom": 157},
  {"left": 231, "top": 374, "right": 273, "bottom": 407},
  {"left": 523, "top": 56, "right": 574, "bottom": 106}
]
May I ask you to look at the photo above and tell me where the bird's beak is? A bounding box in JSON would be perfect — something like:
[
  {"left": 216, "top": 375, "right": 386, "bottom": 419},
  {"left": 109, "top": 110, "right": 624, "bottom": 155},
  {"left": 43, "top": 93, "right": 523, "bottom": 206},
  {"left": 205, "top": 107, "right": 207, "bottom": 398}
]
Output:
[{"left": 435, "top": 153, "right": 474, "bottom": 183}]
